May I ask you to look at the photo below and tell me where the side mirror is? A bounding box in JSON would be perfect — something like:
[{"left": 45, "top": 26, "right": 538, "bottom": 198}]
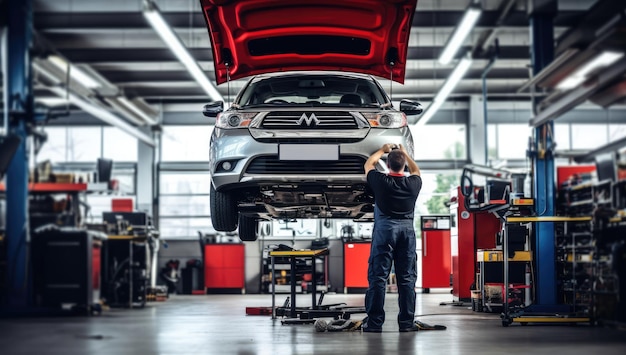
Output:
[
  {"left": 399, "top": 99, "right": 423, "bottom": 115},
  {"left": 202, "top": 101, "right": 224, "bottom": 117}
]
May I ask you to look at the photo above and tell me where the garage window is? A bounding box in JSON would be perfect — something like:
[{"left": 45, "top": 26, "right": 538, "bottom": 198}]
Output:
[
  {"left": 36, "top": 126, "right": 138, "bottom": 163},
  {"left": 159, "top": 171, "right": 213, "bottom": 239},
  {"left": 496, "top": 124, "right": 532, "bottom": 159},
  {"left": 36, "top": 127, "right": 68, "bottom": 163},
  {"left": 161, "top": 126, "right": 213, "bottom": 162},
  {"left": 417, "top": 171, "right": 461, "bottom": 215},
  {"left": 409, "top": 124, "right": 467, "bottom": 160},
  {"left": 36, "top": 127, "right": 101, "bottom": 163},
  {"left": 103, "top": 127, "right": 139, "bottom": 161}
]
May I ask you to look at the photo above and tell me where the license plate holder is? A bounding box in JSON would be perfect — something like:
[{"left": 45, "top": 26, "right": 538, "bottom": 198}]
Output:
[{"left": 279, "top": 144, "right": 339, "bottom": 160}]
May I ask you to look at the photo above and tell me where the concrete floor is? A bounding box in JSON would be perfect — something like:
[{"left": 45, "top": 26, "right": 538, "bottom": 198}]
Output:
[{"left": 1, "top": 291, "right": 625, "bottom": 355}]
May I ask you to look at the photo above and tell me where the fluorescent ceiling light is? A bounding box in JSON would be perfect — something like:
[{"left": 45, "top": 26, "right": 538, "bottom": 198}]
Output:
[
  {"left": 104, "top": 98, "right": 145, "bottom": 125},
  {"left": 47, "top": 55, "right": 101, "bottom": 89},
  {"left": 438, "top": 6, "right": 482, "bottom": 65},
  {"left": 36, "top": 97, "right": 70, "bottom": 107},
  {"left": 117, "top": 97, "right": 158, "bottom": 125},
  {"left": 556, "top": 51, "right": 624, "bottom": 90},
  {"left": 416, "top": 57, "right": 473, "bottom": 127},
  {"left": 143, "top": 1, "right": 223, "bottom": 102}
]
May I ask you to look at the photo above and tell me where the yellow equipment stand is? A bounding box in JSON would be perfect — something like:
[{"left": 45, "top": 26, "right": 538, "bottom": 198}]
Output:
[
  {"left": 270, "top": 248, "right": 329, "bottom": 320},
  {"left": 501, "top": 216, "right": 593, "bottom": 326},
  {"left": 476, "top": 250, "right": 532, "bottom": 313}
]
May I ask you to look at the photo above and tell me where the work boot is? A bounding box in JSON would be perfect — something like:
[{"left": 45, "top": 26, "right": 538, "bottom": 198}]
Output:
[
  {"left": 399, "top": 320, "right": 446, "bottom": 332},
  {"left": 361, "top": 316, "right": 383, "bottom": 333}
]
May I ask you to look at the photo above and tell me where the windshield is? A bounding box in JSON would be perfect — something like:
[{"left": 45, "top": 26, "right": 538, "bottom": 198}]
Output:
[{"left": 236, "top": 74, "right": 388, "bottom": 108}]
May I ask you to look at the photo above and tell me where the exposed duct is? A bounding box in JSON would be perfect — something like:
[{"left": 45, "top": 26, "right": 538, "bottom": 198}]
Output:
[
  {"left": 519, "top": 0, "right": 626, "bottom": 126},
  {"left": 33, "top": 54, "right": 159, "bottom": 127},
  {"left": 589, "top": 79, "right": 626, "bottom": 107},
  {"left": 33, "top": 61, "right": 156, "bottom": 145}
]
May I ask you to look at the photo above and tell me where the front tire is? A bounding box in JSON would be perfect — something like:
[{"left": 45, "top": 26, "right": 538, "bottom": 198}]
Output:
[
  {"left": 210, "top": 183, "right": 238, "bottom": 232},
  {"left": 238, "top": 215, "right": 258, "bottom": 242}
]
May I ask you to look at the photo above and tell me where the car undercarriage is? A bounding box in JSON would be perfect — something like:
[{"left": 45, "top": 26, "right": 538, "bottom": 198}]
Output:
[{"left": 235, "top": 183, "right": 375, "bottom": 221}]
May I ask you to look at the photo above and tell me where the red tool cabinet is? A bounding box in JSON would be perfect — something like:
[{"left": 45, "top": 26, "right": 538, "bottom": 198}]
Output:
[
  {"left": 204, "top": 244, "right": 245, "bottom": 292},
  {"left": 450, "top": 187, "right": 500, "bottom": 301},
  {"left": 343, "top": 241, "right": 371, "bottom": 292},
  {"left": 421, "top": 215, "right": 451, "bottom": 291}
]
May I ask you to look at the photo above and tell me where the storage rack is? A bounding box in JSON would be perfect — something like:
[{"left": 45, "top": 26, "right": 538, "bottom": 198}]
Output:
[
  {"left": 556, "top": 178, "right": 622, "bottom": 323},
  {"left": 0, "top": 234, "right": 5, "bottom": 300},
  {"left": 592, "top": 216, "right": 626, "bottom": 325},
  {"left": 555, "top": 219, "right": 594, "bottom": 318}
]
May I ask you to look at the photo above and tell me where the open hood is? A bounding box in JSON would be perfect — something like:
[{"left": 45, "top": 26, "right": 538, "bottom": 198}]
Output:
[{"left": 200, "top": 0, "right": 418, "bottom": 85}]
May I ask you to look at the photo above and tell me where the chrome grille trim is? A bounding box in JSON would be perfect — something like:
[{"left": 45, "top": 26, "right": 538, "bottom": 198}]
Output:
[{"left": 261, "top": 111, "right": 358, "bottom": 129}]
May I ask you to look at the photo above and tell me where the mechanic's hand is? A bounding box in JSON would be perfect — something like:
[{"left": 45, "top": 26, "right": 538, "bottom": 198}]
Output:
[{"left": 382, "top": 143, "right": 394, "bottom": 153}]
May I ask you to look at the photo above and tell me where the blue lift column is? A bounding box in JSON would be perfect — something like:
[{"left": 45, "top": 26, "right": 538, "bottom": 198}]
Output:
[
  {"left": 4, "top": 0, "right": 33, "bottom": 309},
  {"left": 528, "top": 0, "right": 562, "bottom": 311}
]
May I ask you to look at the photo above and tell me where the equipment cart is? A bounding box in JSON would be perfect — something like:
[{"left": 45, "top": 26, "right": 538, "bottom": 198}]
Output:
[{"left": 500, "top": 216, "right": 593, "bottom": 326}]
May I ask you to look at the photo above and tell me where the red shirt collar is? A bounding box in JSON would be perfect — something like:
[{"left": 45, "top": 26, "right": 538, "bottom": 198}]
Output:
[{"left": 388, "top": 172, "right": 404, "bottom": 177}]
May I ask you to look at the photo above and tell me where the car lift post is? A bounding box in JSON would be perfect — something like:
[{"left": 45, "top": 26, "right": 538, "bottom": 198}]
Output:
[
  {"left": 3, "top": 0, "right": 33, "bottom": 310},
  {"left": 526, "top": 0, "right": 571, "bottom": 314}
]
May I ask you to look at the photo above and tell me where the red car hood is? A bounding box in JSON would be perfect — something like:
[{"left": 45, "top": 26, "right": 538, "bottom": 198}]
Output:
[{"left": 200, "top": 0, "right": 418, "bottom": 85}]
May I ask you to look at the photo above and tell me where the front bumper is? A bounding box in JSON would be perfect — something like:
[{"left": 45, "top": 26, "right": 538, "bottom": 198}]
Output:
[{"left": 209, "top": 126, "right": 413, "bottom": 192}]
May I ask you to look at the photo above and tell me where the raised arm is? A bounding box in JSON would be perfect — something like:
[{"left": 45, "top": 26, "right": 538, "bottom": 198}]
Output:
[
  {"left": 364, "top": 143, "right": 393, "bottom": 174},
  {"left": 400, "top": 144, "right": 420, "bottom": 176}
]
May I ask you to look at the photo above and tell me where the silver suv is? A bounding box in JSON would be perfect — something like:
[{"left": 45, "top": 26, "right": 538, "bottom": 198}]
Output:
[
  {"left": 199, "top": 0, "right": 420, "bottom": 240},
  {"left": 204, "top": 71, "right": 421, "bottom": 241}
]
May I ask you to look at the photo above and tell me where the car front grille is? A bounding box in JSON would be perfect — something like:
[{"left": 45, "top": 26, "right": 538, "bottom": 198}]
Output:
[
  {"left": 245, "top": 155, "right": 365, "bottom": 175},
  {"left": 261, "top": 111, "right": 358, "bottom": 129}
]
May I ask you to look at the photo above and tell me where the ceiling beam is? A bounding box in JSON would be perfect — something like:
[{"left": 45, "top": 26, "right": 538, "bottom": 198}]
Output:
[
  {"left": 32, "top": 11, "right": 588, "bottom": 30},
  {"left": 33, "top": 0, "right": 596, "bottom": 12},
  {"left": 54, "top": 45, "right": 534, "bottom": 64},
  {"left": 40, "top": 27, "right": 566, "bottom": 49}
]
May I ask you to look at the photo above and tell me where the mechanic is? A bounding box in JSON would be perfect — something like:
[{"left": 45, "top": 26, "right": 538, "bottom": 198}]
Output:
[{"left": 361, "top": 143, "right": 422, "bottom": 333}]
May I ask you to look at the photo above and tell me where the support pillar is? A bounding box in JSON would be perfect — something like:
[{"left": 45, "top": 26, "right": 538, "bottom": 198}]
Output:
[
  {"left": 528, "top": 0, "right": 558, "bottom": 308},
  {"left": 152, "top": 128, "right": 161, "bottom": 229},
  {"left": 469, "top": 95, "right": 487, "bottom": 165},
  {"left": 4, "top": 0, "right": 33, "bottom": 308},
  {"left": 137, "top": 128, "right": 155, "bottom": 216}
]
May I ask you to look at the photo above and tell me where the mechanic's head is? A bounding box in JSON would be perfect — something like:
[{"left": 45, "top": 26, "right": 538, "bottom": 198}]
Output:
[{"left": 387, "top": 150, "right": 406, "bottom": 173}]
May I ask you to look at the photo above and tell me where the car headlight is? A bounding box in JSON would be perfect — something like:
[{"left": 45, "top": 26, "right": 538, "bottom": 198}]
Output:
[
  {"left": 363, "top": 112, "right": 407, "bottom": 128},
  {"left": 215, "top": 112, "right": 258, "bottom": 129}
]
